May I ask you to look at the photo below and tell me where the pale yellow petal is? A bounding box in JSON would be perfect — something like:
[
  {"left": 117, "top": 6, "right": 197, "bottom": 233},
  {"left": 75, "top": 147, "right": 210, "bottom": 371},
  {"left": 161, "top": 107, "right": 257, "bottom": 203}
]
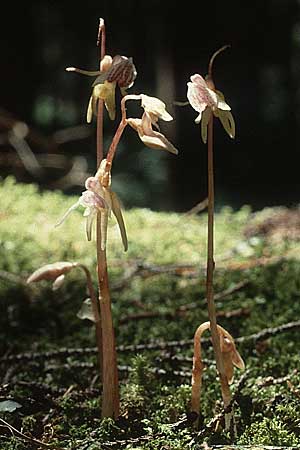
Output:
[
  {"left": 141, "top": 133, "right": 178, "bottom": 154},
  {"left": 86, "top": 210, "right": 96, "bottom": 241},
  {"left": 217, "top": 110, "right": 235, "bottom": 139},
  {"left": 110, "top": 190, "right": 128, "bottom": 252},
  {"left": 92, "top": 81, "right": 116, "bottom": 121},
  {"left": 86, "top": 95, "right": 93, "bottom": 123}
]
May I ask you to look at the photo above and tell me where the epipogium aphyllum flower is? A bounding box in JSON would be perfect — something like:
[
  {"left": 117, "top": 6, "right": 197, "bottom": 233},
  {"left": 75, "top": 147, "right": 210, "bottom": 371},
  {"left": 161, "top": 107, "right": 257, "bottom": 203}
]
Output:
[
  {"left": 56, "top": 158, "right": 128, "bottom": 252},
  {"left": 66, "top": 54, "right": 137, "bottom": 122},
  {"left": 125, "top": 94, "right": 178, "bottom": 155},
  {"left": 187, "top": 73, "right": 235, "bottom": 144}
]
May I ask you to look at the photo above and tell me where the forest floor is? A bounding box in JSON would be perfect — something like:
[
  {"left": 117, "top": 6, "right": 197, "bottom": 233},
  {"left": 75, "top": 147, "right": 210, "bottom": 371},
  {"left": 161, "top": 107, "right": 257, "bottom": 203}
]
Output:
[{"left": 1, "top": 178, "right": 300, "bottom": 449}]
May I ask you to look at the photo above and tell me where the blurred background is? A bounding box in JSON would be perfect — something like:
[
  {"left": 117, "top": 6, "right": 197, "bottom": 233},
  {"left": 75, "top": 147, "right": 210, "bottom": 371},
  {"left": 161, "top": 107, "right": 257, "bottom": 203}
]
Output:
[{"left": 1, "top": 0, "right": 300, "bottom": 211}]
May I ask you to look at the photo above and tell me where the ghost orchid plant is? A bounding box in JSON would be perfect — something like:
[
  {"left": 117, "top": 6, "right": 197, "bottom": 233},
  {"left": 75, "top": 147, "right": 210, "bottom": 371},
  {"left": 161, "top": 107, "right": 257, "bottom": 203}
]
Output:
[
  {"left": 186, "top": 46, "right": 242, "bottom": 429},
  {"left": 56, "top": 19, "right": 178, "bottom": 420}
]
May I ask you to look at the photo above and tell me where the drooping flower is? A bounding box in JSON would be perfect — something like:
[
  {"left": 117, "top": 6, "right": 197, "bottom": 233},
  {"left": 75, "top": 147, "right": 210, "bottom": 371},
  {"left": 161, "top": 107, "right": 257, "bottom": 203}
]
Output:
[
  {"left": 26, "top": 261, "right": 77, "bottom": 291},
  {"left": 66, "top": 54, "right": 137, "bottom": 123},
  {"left": 126, "top": 94, "right": 178, "bottom": 154},
  {"left": 56, "top": 159, "right": 128, "bottom": 251},
  {"left": 218, "top": 325, "right": 245, "bottom": 383},
  {"left": 187, "top": 74, "right": 235, "bottom": 143}
]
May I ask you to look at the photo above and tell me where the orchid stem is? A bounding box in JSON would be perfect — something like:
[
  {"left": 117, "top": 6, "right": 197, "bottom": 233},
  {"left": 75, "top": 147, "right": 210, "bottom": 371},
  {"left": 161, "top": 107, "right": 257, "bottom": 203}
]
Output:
[
  {"left": 95, "top": 18, "right": 120, "bottom": 419},
  {"left": 206, "top": 57, "right": 232, "bottom": 428},
  {"left": 106, "top": 95, "right": 129, "bottom": 169},
  {"left": 191, "top": 322, "right": 210, "bottom": 424}
]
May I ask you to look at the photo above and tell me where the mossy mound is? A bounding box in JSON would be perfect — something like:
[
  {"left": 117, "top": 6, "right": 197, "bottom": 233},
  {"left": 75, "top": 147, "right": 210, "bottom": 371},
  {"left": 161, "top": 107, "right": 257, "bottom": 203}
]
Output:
[{"left": 1, "top": 178, "right": 300, "bottom": 449}]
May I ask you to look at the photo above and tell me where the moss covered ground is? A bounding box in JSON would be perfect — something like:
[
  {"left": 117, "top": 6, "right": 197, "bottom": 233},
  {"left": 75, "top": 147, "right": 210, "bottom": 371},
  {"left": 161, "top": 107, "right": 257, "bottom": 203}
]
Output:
[{"left": 1, "top": 177, "right": 300, "bottom": 449}]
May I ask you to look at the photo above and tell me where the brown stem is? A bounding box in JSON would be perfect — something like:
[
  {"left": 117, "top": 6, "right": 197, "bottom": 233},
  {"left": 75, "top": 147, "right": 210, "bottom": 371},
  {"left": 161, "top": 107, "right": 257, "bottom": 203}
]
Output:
[
  {"left": 208, "top": 45, "right": 230, "bottom": 82},
  {"left": 105, "top": 95, "right": 129, "bottom": 169},
  {"left": 95, "top": 18, "right": 119, "bottom": 418},
  {"left": 206, "top": 63, "right": 232, "bottom": 428},
  {"left": 96, "top": 18, "right": 106, "bottom": 166},
  {"left": 191, "top": 322, "right": 210, "bottom": 416}
]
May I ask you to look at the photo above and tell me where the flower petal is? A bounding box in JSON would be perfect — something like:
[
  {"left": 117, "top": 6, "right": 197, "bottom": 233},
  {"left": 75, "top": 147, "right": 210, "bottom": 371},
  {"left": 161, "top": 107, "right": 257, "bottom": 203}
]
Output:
[
  {"left": 55, "top": 200, "right": 81, "bottom": 227},
  {"left": 231, "top": 348, "right": 245, "bottom": 370},
  {"left": 216, "top": 110, "right": 235, "bottom": 139},
  {"left": 87, "top": 95, "right": 93, "bottom": 123},
  {"left": 52, "top": 274, "right": 66, "bottom": 291},
  {"left": 90, "top": 81, "right": 116, "bottom": 121},
  {"left": 140, "top": 94, "right": 173, "bottom": 121},
  {"left": 85, "top": 209, "right": 97, "bottom": 241},
  {"left": 187, "top": 74, "right": 218, "bottom": 113},
  {"left": 66, "top": 67, "right": 101, "bottom": 76},
  {"left": 27, "top": 262, "right": 75, "bottom": 284},
  {"left": 127, "top": 115, "right": 178, "bottom": 155},
  {"left": 110, "top": 191, "right": 128, "bottom": 251},
  {"left": 215, "top": 89, "right": 231, "bottom": 111},
  {"left": 201, "top": 108, "right": 212, "bottom": 144}
]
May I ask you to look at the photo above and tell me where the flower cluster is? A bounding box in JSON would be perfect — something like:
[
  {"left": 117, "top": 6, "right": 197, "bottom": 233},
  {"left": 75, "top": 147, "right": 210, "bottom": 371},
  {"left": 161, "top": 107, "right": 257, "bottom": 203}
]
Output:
[{"left": 56, "top": 159, "right": 127, "bottom": 251}]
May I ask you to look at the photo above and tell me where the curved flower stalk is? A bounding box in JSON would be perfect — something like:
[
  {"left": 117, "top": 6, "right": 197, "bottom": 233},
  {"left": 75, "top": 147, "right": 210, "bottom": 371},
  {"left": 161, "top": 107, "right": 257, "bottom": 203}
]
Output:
[
  {"left": 66, "top": 54, "right": 137, "bottom": 122},
  {"left": 26, "top": 261, "right": 103, "bottom": 381},
  {"left": 56, "top": 158, "right": 128, "bottom": 252},
  {"left": 191, "top": 322, "right": 244, "bottom": 424},
  {"left": 186, "top": 46, "right": 239, "bottom": 430},
  {"left": 125, "top": 94, "right": 178, "bottom": 155},
  {"left": 187, "top": 73, "right": 235, "bottom": 144}
]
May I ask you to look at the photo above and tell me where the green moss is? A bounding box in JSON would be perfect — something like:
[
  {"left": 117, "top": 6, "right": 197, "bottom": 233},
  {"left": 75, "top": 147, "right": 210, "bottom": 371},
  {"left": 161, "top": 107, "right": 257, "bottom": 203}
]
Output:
[
  {"left": 2, "top": 178, "right": 300, "bottom": 448},
  {"left": 238, "top": 416, "right": 300, "bottom": 446}
]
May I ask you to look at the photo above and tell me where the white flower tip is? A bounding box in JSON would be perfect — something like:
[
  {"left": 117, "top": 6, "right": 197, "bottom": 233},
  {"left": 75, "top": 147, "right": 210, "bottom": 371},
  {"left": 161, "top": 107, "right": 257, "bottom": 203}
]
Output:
[
  {"left": 52, "top": 274, "right": 65, "bottom": 291},
  {"left": 195, "top": 114, "right": 202, "bottom": 124},
  {"left": 66, "top": 67, "right": 76, "bottom": 72},
  {"left": 161, "top": 111, "right": 173, "bottom": 122}
]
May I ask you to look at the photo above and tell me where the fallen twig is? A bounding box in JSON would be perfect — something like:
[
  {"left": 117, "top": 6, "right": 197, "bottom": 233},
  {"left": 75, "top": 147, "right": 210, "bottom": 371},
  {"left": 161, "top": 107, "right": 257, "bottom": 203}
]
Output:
[
  {"left": 3, "top": 320, "right": 300, "bottom": 363},
  {"left": 0, "top": 418, "right": 62, "bottom": 449}
]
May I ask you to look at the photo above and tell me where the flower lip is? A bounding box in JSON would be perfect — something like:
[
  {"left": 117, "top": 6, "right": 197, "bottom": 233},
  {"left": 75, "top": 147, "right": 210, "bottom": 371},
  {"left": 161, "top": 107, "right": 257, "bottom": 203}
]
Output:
[
  {"left": 106, "top": 55, "right": 137, "bottom": 88},
  {"left": 81, "top": 190, "right": 106, "bottom": 210}
]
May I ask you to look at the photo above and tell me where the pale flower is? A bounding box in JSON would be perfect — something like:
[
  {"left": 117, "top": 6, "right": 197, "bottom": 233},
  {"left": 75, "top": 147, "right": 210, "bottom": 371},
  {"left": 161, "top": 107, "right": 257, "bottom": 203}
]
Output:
[
  {"left": 218, "top": 325, "right": 245, "bottom": 383},
  {"left": 26, "top": 261, "right": 77, "bottom": 291},
  {"left": 56, "top": 159, "right": 128, "bottom": 251},
  {"left": 126, "top": 94, "right": 178, "bottom": 155},
  {"left": 187, "top": 74, "right": 235, "bottom": 143},
  {"left": 66, "top": 54, "right": 137, "bottom": 123}
]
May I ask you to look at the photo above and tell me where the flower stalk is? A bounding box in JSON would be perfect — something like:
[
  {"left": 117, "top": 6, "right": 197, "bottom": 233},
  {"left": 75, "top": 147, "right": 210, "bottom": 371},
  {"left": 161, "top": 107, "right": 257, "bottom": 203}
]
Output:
[
  {"left": 95, "top": 18, "right": 120, "bottom": 419},
  {"left": 191, "top": 321, "right": 244, "bottom": 426},
  {"left": 64, "top": 19, "right": 177, "bottom": 419},
  {"left": 205, "top": 47, "right": 233, "bottom": 429},
  {"left": 26, "top": 262, "right": 102, "bottom": 383},
  {"left": 187, "top": 46, "right": 241, "bottom": 429}
]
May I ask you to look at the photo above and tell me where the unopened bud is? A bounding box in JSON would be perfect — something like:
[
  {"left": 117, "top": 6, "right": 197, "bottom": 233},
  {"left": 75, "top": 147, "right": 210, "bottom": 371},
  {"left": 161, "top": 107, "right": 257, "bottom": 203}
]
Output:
[
  {"left": 27, "top": 262, "right": 76, "bottom": 284},
  {"left": 100, "top": 55, "right": 113, "bottom": 72}
]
